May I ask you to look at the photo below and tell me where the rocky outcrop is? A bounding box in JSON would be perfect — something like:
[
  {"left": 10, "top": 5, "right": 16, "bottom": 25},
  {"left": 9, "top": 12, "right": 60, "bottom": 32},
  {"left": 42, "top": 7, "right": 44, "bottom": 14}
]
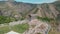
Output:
[
  {"left": 23, "top": 19, "right": 51, "bottom": 34},
  {"left": 0, "top": 1, "right": 60, "bottom": 19}
]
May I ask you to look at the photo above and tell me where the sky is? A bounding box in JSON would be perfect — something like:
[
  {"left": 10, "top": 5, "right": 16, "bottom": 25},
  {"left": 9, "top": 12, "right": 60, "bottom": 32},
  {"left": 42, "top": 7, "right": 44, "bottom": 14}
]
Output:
[
  {"left": 0, "top": 0, "right": 57, "bottom": 4},
  {"left": 15, "top": 0, "right": 57, "bottom": 4}
]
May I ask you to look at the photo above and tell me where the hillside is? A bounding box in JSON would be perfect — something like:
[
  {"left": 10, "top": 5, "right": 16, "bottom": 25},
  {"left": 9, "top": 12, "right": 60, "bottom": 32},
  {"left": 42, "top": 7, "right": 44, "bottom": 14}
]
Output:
[
  {"left": 0, "top": 1, "right": 60, "bottom": 34},
  {"left": 0, "top": 1, "right": 60, "bottom": 20}
]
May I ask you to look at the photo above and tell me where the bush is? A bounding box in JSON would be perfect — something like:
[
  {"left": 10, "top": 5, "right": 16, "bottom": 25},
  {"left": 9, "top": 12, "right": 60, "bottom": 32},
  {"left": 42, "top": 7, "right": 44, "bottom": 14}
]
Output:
[
  {"left": 19, "top": 17, "right": 25, "bottom": 20},
  {"left": 0, "top": 16, "right": 16, "bottom": 24}
]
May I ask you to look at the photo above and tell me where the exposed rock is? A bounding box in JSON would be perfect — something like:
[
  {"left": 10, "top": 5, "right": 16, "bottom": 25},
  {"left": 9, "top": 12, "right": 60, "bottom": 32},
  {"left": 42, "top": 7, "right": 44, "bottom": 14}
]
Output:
[
  {"left": 0, "top": 1, "right": 60, "bottom": 19},
  {"left": 23, "top": 19, "right": 51, "bottom": 34}
]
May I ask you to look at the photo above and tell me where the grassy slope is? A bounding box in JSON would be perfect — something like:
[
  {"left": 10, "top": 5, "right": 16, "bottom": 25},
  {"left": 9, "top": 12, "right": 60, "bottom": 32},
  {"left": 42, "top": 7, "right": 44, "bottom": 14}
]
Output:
[
  {"left": 0, "top": 26, "right": 10, "bottom": 34},
  {"left": 0, "top": 23, "right": 29, "bottom": 34},
  {"left": 12, "top": 23, "right": 29, "bottom": 33}
]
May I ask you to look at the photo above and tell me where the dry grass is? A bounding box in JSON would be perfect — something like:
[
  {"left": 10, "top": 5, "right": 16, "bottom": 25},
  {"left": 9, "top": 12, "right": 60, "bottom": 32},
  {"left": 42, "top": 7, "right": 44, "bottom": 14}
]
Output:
[{"left": 48, "top": 28, "right": 60, "bottom": 34}]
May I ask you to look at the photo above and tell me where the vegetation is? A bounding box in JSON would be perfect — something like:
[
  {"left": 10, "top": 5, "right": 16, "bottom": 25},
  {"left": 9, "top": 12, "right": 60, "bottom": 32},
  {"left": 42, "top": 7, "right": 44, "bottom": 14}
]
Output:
[
  {"left": 37, "top": 16, "right": 54, "bottom": 22},
  {"left": 0, "top": 26, "right": 10, "bottom": 34},
  {"left": 19, "top": 17, "right": 25, "bottom": 20},
  {"left": 48, "top": 28, "right": 60, "bottom": 34},
  {"left": 37, "top": 33, "right": 41, "bottom": 34},
  {"left": 12, "top": 23, "right": 29, "bottom": 33},
  {"left": 0, "top": 23, "right": 29, "bottom": 34},
  {"left": 0, "top": 16, "right": 16, "bottom": 24}
]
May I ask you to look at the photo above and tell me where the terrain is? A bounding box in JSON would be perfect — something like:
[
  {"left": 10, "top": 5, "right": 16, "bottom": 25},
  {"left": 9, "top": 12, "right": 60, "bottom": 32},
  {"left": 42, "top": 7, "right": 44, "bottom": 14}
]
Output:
[
  {"left": 0, "top": 0, "right": 60, "bottom": 34},
  {"left": 0, "top": 1, "right": 60, "bottom": 18}
]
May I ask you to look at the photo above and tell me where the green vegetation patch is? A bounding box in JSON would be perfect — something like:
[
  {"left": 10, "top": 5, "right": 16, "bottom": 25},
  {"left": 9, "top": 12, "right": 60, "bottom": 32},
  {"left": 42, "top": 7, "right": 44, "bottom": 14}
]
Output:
[
  {"left": 0, "top": 16, "right": 16, "bottom": 24},
  {"left": 0, "top": 26, "right": 10, "bottom": 34},
  {"left": 37, "top": 16, "right": 54, "bottom": 22},
  {"left": 12, "top": 23, "right": 29, "bottom": 33}
]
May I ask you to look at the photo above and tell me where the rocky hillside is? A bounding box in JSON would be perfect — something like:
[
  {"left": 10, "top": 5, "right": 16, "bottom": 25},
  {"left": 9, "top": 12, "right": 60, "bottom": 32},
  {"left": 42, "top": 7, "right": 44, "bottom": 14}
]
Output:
[{"left": 0, "top": 1, "right": 60, "bottom": 19}]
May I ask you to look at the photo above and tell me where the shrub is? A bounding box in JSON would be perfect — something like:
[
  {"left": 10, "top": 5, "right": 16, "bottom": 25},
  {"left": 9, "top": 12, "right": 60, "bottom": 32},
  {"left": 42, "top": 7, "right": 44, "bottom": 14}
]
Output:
[{"left": 0, "top": 16, "right": 16, "bottom": 24}]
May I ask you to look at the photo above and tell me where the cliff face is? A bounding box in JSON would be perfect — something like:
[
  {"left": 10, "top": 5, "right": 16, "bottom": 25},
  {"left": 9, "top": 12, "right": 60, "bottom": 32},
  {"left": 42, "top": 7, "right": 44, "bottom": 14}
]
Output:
[
  {"left": 37, "top": 3, "right": 59, "bottom": 19},
  {"left": 0, "top": 1, "right": 60, "bottom": 19}
]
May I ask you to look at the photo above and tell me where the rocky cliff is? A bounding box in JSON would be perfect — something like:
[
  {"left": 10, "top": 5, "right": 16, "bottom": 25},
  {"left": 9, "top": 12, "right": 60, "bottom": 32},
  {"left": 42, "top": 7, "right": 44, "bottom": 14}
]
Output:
[{"left": 0, "top": 1, "right": 60, "bottom": 19}]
